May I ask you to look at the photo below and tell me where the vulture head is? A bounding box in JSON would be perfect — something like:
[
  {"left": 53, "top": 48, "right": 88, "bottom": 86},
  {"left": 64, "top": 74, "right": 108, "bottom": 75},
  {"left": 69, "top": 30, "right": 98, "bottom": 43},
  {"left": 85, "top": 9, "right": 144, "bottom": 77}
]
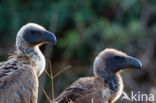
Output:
[
  {"left": 15, "top": 23, "right": 56, "bottom": 76},
  {"left": 16, "top": 23, "right": 56, "bottom": 50},
  {"left": 93, "top": 48, "right": 142, "bottom": 81}
]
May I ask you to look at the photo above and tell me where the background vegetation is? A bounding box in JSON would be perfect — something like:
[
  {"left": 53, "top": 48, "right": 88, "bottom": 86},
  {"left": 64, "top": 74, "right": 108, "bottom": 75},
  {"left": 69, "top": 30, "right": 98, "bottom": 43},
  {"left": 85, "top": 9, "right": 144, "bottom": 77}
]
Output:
[{"left": 0, "top": 0, "right": 155, "bottom": 103}]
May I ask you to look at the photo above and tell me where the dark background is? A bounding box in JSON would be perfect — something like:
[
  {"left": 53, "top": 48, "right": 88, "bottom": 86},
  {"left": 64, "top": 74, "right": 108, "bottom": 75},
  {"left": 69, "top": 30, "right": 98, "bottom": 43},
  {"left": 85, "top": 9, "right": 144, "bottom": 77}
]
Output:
[{"left": 0, "top": 0, "right": 155, "bottom": 103}]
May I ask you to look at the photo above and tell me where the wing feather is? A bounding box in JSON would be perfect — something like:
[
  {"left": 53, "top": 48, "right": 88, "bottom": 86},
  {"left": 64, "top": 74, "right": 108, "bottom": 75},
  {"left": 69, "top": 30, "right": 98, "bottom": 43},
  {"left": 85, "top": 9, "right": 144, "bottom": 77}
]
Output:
[
  {"left": 55, "top": 77, "right": 110, "bottom": 103},
  {"left": 0, "top": 59, "right": 38, "bottom": 103}
]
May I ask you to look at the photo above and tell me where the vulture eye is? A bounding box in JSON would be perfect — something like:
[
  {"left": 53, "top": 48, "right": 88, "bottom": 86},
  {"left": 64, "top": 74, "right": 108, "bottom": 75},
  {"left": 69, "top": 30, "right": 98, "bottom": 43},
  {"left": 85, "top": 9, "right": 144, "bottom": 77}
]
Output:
[
  {"left": 113, "top": 55, "right": 123, "bottom": 60},
  {"left": 30, "top": 30, "right": 36, "bottom": 34}
]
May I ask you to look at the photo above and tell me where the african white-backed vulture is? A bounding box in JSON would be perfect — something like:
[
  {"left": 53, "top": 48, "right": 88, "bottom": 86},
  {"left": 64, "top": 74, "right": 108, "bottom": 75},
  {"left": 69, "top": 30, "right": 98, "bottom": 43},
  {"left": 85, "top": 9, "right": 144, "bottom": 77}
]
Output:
[
  {"left": 0, "top": 23, "right": 56, "bottom": 103},
  {"left": 55, "top": 48, "right": 142, "bottom": 103}
]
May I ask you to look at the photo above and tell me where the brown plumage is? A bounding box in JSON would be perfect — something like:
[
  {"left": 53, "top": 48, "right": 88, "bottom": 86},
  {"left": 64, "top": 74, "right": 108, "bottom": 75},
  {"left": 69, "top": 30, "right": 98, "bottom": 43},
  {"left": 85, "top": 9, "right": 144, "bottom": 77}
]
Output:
[
  {"left": 55, "top": 49, "right": 142, "bottom": 103},
  {"left": 0, "top": 23, "right": 56, "bottom": 103}
]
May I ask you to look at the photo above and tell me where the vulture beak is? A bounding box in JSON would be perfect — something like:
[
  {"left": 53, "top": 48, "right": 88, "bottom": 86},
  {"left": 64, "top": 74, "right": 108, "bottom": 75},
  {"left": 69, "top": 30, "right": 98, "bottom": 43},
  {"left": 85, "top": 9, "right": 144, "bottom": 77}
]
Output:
[
  {"left": 126, "top": 56, "right": 142, "bottom": 70},
  {"left": 42, "top": 30, "right": 57, "bottom": 44}
]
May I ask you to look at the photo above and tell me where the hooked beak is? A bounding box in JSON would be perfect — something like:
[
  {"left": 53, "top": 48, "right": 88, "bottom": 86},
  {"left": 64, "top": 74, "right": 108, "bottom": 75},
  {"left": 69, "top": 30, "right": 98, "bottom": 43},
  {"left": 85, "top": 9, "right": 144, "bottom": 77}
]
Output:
[
  {"left": 42, "top": 30, "right": 57, "bottom": 45},
  {"left": 126, "top": 56, "right": 142, "bottom": 70}
]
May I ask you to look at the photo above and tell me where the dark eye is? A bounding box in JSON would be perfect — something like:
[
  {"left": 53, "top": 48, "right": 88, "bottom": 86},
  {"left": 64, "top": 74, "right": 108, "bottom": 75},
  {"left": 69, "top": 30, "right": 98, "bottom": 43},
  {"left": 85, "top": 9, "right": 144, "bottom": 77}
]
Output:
[
  {"left": 30, "top": 30, "right": 36, "bottom": 34},
  {"left": 113, "top": 55, "right": 123, "bottom": 60}
]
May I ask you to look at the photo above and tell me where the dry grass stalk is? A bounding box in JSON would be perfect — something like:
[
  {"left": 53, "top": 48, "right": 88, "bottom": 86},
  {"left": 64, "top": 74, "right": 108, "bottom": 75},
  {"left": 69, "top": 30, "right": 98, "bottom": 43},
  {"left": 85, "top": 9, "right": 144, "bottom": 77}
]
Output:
[{"left": 42, "top": 61, "right": 71, "bottom": 103}]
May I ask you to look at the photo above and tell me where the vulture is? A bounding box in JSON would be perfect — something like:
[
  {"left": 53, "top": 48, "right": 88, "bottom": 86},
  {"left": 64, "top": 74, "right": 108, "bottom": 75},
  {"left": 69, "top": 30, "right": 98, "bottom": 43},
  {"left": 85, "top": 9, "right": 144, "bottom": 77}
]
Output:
[
  {"left": 55, "top": 49, "right": 142, "bottom": 103},
  {"left": 0, "top": 23, "right": 56, "bottom": 103}
]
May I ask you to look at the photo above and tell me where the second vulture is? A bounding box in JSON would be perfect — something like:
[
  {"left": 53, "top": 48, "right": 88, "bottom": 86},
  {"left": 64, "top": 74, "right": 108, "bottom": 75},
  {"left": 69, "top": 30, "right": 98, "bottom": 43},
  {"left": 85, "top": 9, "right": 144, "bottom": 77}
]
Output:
[{"left": 55, "top": 48, "right": 142, "bottom": 103}]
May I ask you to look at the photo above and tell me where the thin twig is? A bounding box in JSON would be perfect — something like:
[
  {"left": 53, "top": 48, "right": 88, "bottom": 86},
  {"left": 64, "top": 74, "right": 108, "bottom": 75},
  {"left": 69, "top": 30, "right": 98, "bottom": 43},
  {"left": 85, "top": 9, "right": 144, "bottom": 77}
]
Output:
[
  {"left": 53, "top": 66, "right": 71, "bottom": 78},
  {"left": 49, "top": 61, "right": 55, "bottom": 102},
  {"left": 45, "top": 70, "right": 51, "bottom": 79},
  {"left": 43, "top": 61, "right": 71, "bottom": 103},
  {"left": 42, "top": 88, "right": 53, "bottom": 103},
  {"left": 45, "top": 66, "right": 72, "bottom": 80}
]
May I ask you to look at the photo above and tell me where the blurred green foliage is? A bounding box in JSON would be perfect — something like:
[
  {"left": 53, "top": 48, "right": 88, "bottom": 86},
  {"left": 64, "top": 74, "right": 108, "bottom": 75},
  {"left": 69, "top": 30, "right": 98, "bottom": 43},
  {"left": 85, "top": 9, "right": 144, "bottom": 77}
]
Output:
[
  {"left": 54, "top": 0, "right": 155, "bottom": 61},
  {"left": 0, "top": 0, "right": 155, "bottom": 58}
]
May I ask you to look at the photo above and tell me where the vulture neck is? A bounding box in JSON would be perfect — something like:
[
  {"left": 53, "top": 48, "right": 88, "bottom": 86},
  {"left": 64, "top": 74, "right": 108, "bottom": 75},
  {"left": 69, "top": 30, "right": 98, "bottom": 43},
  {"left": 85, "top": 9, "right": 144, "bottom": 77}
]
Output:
[
  {"left": 17, "top": 45, "right": 45, "bottom": 77},
  {"left": 97, "top": 69, "right": 123, "bottom": 95}
]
